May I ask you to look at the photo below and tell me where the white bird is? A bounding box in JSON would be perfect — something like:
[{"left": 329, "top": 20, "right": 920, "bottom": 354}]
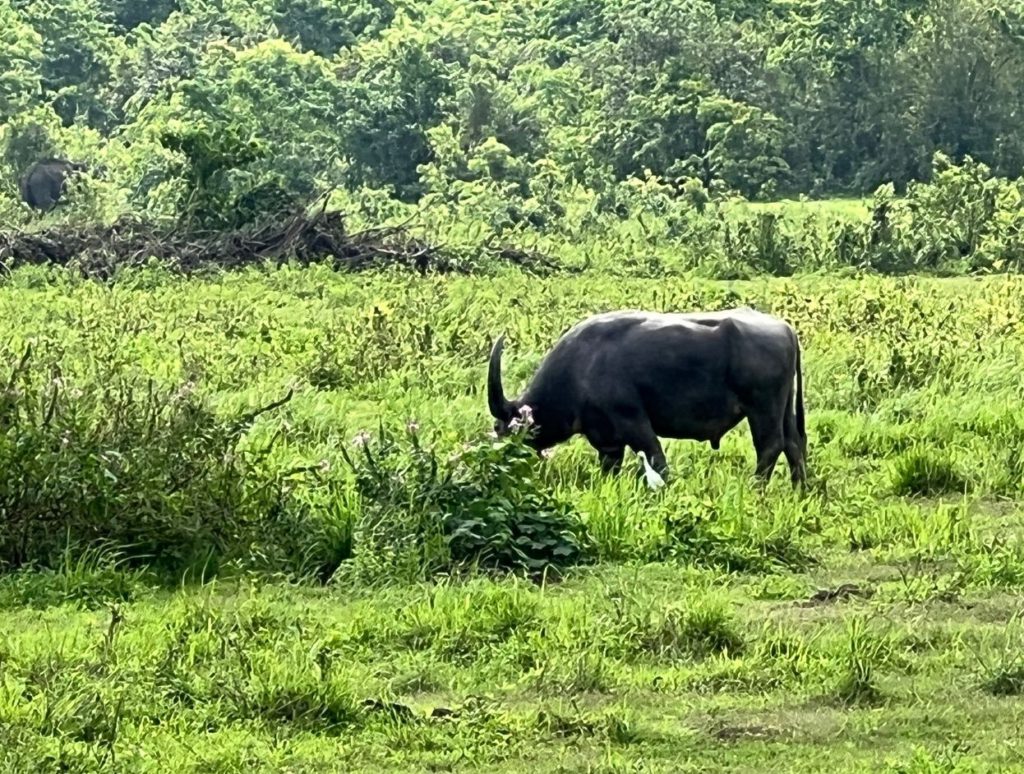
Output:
[{"left": 637, "top": 451, "right": 666, "bottom": 490}]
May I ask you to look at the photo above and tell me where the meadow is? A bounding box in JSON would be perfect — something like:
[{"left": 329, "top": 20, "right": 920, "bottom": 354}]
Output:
[
  {"left": 1, "top": 255, "right": 1023, "bottom": 772},
  {"left": 5, "top": 1, "right": 1024, "bottom": 769}
]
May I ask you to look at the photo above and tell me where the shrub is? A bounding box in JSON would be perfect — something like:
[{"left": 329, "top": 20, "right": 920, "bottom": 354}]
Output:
[
  {"left": 341, "top": 418, "right": 592, "bottom": 581},
  {"left": 0, "top": 346, "right": 321, "bottom": 575},
  {"left": 615, "top": 596, "right": 745, "bottom": 660},
  {"left": 659, "top": 494, "right": 814, "bottom": 573}
]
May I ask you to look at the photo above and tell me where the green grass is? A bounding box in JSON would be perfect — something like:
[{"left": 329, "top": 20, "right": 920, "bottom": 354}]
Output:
[
  {"left": 731, "top": 196, "right": 874, "bottom": 221},
  {"left": 2, "top": 261, "right": 1024, "bottom": 771}
]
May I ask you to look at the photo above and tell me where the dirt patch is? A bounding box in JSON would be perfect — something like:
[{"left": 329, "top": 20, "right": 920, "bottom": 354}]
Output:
[
  {"left": 712, "top": 723, "right": 783, "bottom": 743},
  {"left": 799, "top": 583, "right": 874, "bottom": 607}
]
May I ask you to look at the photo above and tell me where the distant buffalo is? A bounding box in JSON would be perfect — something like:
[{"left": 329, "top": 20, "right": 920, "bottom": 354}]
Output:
[
  {"left": 488, "top": 307, "right": 808, "bottom": 487},
  {"left": 19, "top": 158, "right": 90, "bottom": 212}
]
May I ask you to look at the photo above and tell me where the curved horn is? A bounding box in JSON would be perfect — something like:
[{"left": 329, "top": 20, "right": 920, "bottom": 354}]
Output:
[{"left": 487, "top": 334, "right": 513, "bottom": 420}]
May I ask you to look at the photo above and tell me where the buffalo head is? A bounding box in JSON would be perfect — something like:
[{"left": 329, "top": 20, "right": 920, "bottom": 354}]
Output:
[
  {"left": 487, "top": 334, "right": 573, "bottom": 453},
  {"left": 488, "top": 336, "right": 542, "bottom": 444}
]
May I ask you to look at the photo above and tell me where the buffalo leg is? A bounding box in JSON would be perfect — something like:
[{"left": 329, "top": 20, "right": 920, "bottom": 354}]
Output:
[
  {"left": 783, "top": 440, "right": 806, "bottom": 488},
  {"left": 598, "top": 447, "right": 625, "bottom": 475},
  {"left": 782, "top": 425, "right": 806, "bottom": 487},
  {"left": 781, "top": 403, "right": 807, "bottom": 488},
  {"left": 624, "top": 427, "right": 668, "bottom": 482},
  {"left": 747, "top": 412, "right": 785, "bottom": 484}
]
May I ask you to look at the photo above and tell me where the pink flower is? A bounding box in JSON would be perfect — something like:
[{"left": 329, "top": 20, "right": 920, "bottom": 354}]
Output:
[
  {"left": 517, "top": 404, "right": 535, "bottom": 426},
  {"left": 174, "top": 381, "right": 196, "bottom": 401}
]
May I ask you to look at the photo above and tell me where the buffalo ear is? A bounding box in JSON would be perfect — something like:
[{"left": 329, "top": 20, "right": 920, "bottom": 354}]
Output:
[{"left": 487, "top": 334, "right": 515, "bottom": 420}]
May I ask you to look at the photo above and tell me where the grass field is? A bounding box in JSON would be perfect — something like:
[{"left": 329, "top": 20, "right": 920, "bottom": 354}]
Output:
[
  {"left": 2, "top": 263, "right": 1024, "bottom": 772},
  {"left": 731, "top": 197, "right": 874, "bottom": 220}
]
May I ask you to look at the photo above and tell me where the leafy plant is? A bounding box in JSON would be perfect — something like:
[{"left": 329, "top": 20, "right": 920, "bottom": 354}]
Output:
[
  {"left": 0, "top": 345, "right": 314, "bottom": 575},
  {"left": 341, "top": 418, "right": 592, "bottom": 579}
]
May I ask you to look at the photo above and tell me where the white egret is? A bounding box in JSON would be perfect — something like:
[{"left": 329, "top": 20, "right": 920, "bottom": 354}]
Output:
[{"left": 637, "top": 451, "right": 666, "bottom": 490}]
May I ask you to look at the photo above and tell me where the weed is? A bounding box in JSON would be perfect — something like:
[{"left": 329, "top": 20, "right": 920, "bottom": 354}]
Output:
[
  {"left": 973, "top": 618, "right": 1024, "bottom": 697},
  {"left": 832, "top": 617, "right": 887, "bottom": 706},
  {"left": 892, "top": 447, "right": 969, "bottom": 497},
  {"left": 342, "top": 422, "right": 592, "bottom": 579},
  {"left": 0, "top": 542, "right": 149, "bottom": 609},
  {"left": 614, "top": 595, "right": 744, "bottom": 661}
]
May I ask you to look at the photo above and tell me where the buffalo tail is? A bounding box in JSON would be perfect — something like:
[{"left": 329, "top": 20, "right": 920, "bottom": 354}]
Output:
[{"left": 795, "top": 339, "right": 806, "bottom": 446}]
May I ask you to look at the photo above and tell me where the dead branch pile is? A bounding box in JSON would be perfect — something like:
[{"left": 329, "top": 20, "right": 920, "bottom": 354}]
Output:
[{"left": 0, "top": 201, "right": 568, "bottom": 279}]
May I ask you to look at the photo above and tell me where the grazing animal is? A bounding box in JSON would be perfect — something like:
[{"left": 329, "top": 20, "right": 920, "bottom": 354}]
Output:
[
  {"left": 19, "top": 158, "right": 89, "bottom": 212},
  {"left": 487, "top": 307, "right": 807, "bottom": 487}
]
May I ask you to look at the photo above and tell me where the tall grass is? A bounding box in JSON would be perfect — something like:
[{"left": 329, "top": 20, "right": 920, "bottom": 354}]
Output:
[{"left": 0, "top": 266, "right": 1021, "bottom": 585}]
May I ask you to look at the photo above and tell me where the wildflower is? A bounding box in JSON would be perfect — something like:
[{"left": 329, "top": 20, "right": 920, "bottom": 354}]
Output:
[
  {"left": 518, "top": 404, "right": 535, "bottom": 426},
  {"left": 509, "top": 404, "right": 534, "bottom": 433},
  {"left": 449, "top": 445, "right": 471, "bottom": 464},
  {"left": 352, "top": 430, "right": 371, "bottom": 447},
  {"left": 406, "top": 420, "right": 420, "bottom": 434},
  {"left": 541, "top": 448, "right": 555, "bottom": 459}
]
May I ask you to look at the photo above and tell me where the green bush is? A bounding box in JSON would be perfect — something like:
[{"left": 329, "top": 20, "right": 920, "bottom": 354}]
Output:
[
  {"left": 341, "top": 420, "right": 592, "bottom": 581},
  {"left": 0, "top": 347, "right": 325, "bottom": 575},
  {"left": 134, "top": 38, "right": 347, "bottom": 228}
]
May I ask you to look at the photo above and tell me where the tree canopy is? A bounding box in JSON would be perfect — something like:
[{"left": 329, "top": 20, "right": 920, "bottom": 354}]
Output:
[{"left": 3, "top": 0, "right": 1024, "bottom": 226}]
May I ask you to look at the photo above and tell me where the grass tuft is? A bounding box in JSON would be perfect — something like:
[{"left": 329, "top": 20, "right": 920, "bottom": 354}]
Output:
[{"left": 891, "top": 447, "right": 969, "bottom": 497}]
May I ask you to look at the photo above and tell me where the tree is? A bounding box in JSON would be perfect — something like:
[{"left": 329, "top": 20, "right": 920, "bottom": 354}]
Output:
[
  {"left": 902, "top": 0, "right": 1024, "bottom": 178},
  {"left": 136, "top": 38, "right": 347, "bottom": 226},
  {"left": 101, "top": 0, "right": 178, "bottom": 30},
  {"left": 268, "top": 0, "right": 395, "bottom": 58},
  {"left": 336, "top": 21, "right": 455, "bottom": 200},
  {"left": 103, "top": 4, "right": 267, "bottom": 124},
  {"left": 17, "top": 0, "right": 119, "bottom": 128},
  {"left": 0, "top": 2, "right": 42, "bottom": 123}
]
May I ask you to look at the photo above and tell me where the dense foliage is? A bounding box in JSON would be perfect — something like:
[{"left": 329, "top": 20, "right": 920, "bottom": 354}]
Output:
[{"left": 4, "top": 0, "right": 1024, "bottom": 234}]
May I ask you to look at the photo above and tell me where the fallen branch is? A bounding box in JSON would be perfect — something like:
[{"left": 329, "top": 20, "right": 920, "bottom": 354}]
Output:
[{"left": 0, "top": 209, "right": 570, "bottom": 278}]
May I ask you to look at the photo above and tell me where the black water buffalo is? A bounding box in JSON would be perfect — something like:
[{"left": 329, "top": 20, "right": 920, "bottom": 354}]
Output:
[
  {"left": 487, "top": 307, "right": 807, "bottom": 486},
  {"left": 19, "top": 158, "right": 89, "bottom": 212}
]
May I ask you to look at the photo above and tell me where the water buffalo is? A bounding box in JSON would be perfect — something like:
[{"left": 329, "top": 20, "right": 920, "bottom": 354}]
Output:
[
  {"left": 19, "top": 158, "right": 89, "bottom": 212},
  {"left": 487, "top": 307, "right": 807, "bottom": 486}
]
